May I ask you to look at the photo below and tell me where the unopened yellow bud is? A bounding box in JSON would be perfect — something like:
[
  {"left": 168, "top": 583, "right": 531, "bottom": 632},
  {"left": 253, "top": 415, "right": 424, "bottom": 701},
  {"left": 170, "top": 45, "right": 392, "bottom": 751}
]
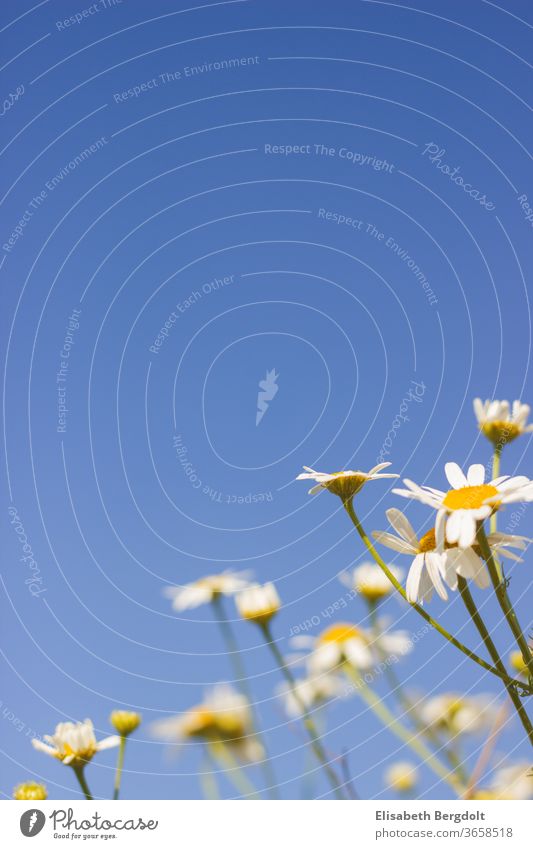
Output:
[
  {"left": 13, "top": 781, "right": 48, "bottom": 800},
  {"left": 110, "top": 710, "right": 142, "bottom": 737}
]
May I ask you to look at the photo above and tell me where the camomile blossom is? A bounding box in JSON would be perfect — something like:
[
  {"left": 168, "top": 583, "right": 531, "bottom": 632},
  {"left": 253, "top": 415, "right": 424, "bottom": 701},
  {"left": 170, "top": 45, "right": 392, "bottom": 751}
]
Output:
[
  {"left": 32, "top": 719, "right": 120, "bottom": 768},
  {"left": 384, "top": 761, "right": 419, "bottom": 793},
  {"left": 151, "top": 684, "right": 263, "bottom": 763},
  {"left": 163, "top": 570, "right": 251, "bottom": 612},
  {"left": 393, "top": 462, "right": 533, "bottom": 549},
  {"left": 487, "top": 762, "right": 533, "bottom": 800},
  {"left": 296, "top": 462, "right": 398, "bottom": 502},
  {"left": 372, "top": 508, "right": 529, "bottom": 604},
  {"left": 419, "top": 693, "right": 499, "bottom": 737},
  {"left": 13, "top": 781, "right": 48, "bottom": 800},
  {"left": 235, "top": 582, "right": 281, "bottom": 626},
  {"left": 340, "top": 561, "right": 403, "bottom": 603},
  {"left": 277, "top": 673, "right": 347, "bottom": 718},
  {"left": 474, "top": 398, "right": 533, "bottom": 446},
  {"left": 293, "top": 621, "right": 411, "bottom": 675}
]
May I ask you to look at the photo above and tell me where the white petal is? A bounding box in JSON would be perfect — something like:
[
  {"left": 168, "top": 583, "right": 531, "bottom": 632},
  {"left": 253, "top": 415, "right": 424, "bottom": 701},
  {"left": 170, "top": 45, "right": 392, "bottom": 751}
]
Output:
[
  {"left": 426, "top": 552, "right": 448, "bottom": 600},
  {"left": 458, "top": 513, "right": 477, "bottom": 548},
  {"left": 445, "top": 511, "right": 463, "bottom": 544},
  {"left": 386, "top": 508, "right": 419, "bottom": 546},
  {"left": 372, "top": 531, "right": 416, "bottom": 554},
  {"left": 406, "top": 554, "right": 424, "bottom": 603},
  {"left": 32, "top": 739, "right": 57, "bottom": 757},
  {"left": 467, "top": 464, "right": 485, "bottom": 486},
  {"left": 96, "top": 735, "right": 121, "bottom": 751},
  {"left": 445, "top": 462, "right": 468, "bottom": 489},
  {"left": 435, "top": 509, "right": 446, "bottom": 552}
]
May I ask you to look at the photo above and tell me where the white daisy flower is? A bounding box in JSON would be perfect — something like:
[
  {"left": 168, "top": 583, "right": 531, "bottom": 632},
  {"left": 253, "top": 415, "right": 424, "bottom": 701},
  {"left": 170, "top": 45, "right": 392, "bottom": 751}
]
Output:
[
  {"left": 340, "top": 561, "right": 404, "bottom": 602},
  {"left": 474, "top": 398, "right": 533, "bottom": 446},
  {"left": 296, "top": 462, "right": 398, "bottom": 501},
  {"left": 372, "top": 508, "right": 529, "bottom": 603},
  {"left": 151, "top": 684, "right": 263, "bottom": 763},
  {"left": 385, "top": 761, "right": 419, "bottom": 793},
  {"left": 163, "top": 570, "right": 251, "bottom": 612},
  {"left": 419, "top": 693, "right": 499, "bottom": 737},
  {"left": 32, "top": 719, "right": 120, "bottom": 767},
  {"left": 277, "top": 674, "right": 347, "bottom": 718},
  {"left": 235, "top": 582, "right": 281, "bottom": 625},
  {"left": 487, "top": 762, "right": 533, "bottom": 800},
  {"left": 293, "top": 621, "right": 412, "bottom": 675},
  {"left": 393, "top": 462, "right": 533, "bottom": 549}
]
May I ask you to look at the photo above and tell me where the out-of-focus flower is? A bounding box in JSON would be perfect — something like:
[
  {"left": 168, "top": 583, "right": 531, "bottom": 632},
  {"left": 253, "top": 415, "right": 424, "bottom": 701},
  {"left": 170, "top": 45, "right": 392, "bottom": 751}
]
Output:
[
  {"left": 110, "top": 710, "right": 142, "bottom": 737},
  {"left": 13, "top": 781, "right": 48, "bottom": 800},
  {"left": 474, "top": 398, "right": 533, "bottom": 447},
  {"left": 293, "top": 621, "right": 411, "bottom": 675},
  {"left": 151, "top": 684, "right": 263, "bottom": 763},
  {"left": 340, "top": 562, "right": 403, "bottom": 603},
  {"left": 487, "top": 762, "right": 533, "bottom": 799},
  {"left": 235, "top": 582, "right": 281, "bottom": 626},
  {"left": 393, "top": 462, "right": 533, "bottom": 549},
  {"left": 420, "top": 694, "right": 499, "bottom": 737},
  {"left": 32, "top": 720, "right": 120, "bottom": 768},
  {"left": 277, "top": 673, "right": 346, "bottom": 717},
  {"left": 296, "top": 463, "right": 398, "bottom": 501},
  {"left": 384, "top": 761, "right": 419, "bottom": 793},
  {"left": 164, "top": 570, "right": 251, "bottom": 611},
  {"left": 509, "top": 649, "right": 532, "bottom": 679},
  {"left": 373, "top": 508, "right": 529, "bottom": 604}
]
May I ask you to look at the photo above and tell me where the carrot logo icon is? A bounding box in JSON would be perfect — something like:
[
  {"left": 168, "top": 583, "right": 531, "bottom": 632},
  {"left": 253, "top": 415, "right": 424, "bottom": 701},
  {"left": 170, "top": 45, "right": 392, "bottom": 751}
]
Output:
[
  {"left": 20, "top": 809, "right": 46, "bottom": 837},
  {"left": 256, "top": 369, "right": 279, "bottom": 426}
]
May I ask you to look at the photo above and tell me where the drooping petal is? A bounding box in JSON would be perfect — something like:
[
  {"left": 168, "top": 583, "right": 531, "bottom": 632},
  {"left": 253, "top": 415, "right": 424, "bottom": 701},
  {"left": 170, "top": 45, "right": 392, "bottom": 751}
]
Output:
[
  {"left": 385, "top": 508, "right": 419, "bottom": 547},
  {"left": 406, "top": 554, "right": 425, "bottom": 603},
  {"left": 371, "top": 531, "right": 416, "bottom": 554}
]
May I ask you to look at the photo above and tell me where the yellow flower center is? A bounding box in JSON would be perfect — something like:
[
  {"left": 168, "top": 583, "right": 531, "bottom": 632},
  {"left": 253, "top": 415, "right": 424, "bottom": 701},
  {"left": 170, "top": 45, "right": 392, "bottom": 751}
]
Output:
[
  {"left": 443, "top": 484, "right": 498, "bottom": 511},
  {"left": 318, "top": 623, "right": 361, "bottom": 645},
  {"left": 324, "top": 472, "right": 368, "bottom": 501},
  {"left": 481, "top": 420, "right": 521, "bottom": 446},
  {"left": 418, "top": 528, "right": 437, "bottom": 552}
]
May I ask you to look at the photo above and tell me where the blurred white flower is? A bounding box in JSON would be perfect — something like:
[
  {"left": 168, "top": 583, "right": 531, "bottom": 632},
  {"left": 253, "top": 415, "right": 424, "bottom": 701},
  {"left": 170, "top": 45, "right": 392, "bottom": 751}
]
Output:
[
  {"left": 164, "top": 570, "right": 251, "bottom": 611},
  {"left": 296, "top": 463, "right": 398, "bottom": 501},
  {"left": 474, "top": 398, "right": 533, "bottom": 446},
  {"left": 385, "top": 761, "right": 419, "bottom": 793},
  {"left": 151, "top": 684, "right": 263, "bottom": 764},
  {"left": 32, "top": 719, "right": 119, "bottom": 767},
  {"left": 488, "top": 762, "right": 533, "bottom": 799},
  {"left": 373, "top": 508, "right": 529, "bottom": 604},
  {"left": 393, "top": 462, "right": 533, "bottom": 549},
  {"left": 419, "top": 693, "right": 499, "bottom": 737},
  {"left": 340, "top": 562, "right": 403, "bottom": 603},
  {"left": 293, "top": 621, "right": 411, "bottom": 675},
  {"left": 235, "top": 582, "right": 281, "bottom": 626},
  {"left": 277, "top": 673, "right": 346, "bottom": 718}
]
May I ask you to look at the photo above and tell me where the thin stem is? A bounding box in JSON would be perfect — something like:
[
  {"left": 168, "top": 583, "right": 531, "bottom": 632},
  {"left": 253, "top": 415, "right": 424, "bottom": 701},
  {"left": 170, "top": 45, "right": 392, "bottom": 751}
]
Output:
[
  {"left": 260, "top": 622, "right": 345, "bottom": 799},
  {"left": 112, "top": 736, "right": 126, "bottom": 800},
  {"left": 458, "top": 576, "right": 533, "bottom": 748},
  {"left": 72, "top": 765, "right": 93, "bottom": 800},
  {"left": 367, "top": 602, "right": 468, "bottom": 784},
  {"left": 209, "top": 741, "right": 260, "bottom": 799},
  {"left": 200, "top": 746, "right": 221, "bottom": 799},
  {"left": 476, "top": 524, "right": 533, "bottom": 688},
  {"left": 211, "top": 596, "right": 279, "bottom": 798},
  {"left": 344, "top": 665, "right": 464, "bottom": 796},
  {"left": 343, "top": 499, "right": 528, "bottom": 691}
]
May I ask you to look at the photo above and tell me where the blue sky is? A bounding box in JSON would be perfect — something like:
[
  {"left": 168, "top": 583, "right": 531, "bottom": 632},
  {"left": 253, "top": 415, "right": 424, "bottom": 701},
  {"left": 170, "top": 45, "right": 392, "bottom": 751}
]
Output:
[{"left": 1, "top": 0, "right": 533, "bottom": 800}]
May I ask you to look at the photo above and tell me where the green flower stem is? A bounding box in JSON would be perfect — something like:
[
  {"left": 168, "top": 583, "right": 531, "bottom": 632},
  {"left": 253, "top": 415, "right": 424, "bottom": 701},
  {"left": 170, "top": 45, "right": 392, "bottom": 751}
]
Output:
[
  {"left": 476, "top": 523, "right": 533, "bottom": 688},
  {"left": 200, "top": 747, "right": 221, "bottom": 799},
  {"left": 344, "top": 665, "right": 465, "bottom": 796},
  {"left": 209, "top": 741, "right": 260, "bottom": 799},
  {"left": 343, "top": 499, "right": 528, "bottom": 691},
  {"left": 457, "top": 576, "right": 533, "bottom": 748},
  {"left": 211, "top": 596, "right": 279, "bottom": 798},
  {"left": 72, "top": 765, "right": 93, "bottom": 800},
  {"left": 260, "top": 621, "right": 345, "bottom": 799},
  {"left": 367, "top": 602, "right": 468, "bottom": 784},
  {"left": 112, "top": 736, "right": 127, "bottom": 800}
]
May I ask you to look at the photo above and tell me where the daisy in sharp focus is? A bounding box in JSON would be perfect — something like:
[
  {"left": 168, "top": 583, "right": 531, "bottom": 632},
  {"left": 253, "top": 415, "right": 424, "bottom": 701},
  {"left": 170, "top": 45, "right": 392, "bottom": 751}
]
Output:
[
  {"left": 32, "top": 719, "right": 120, "bottom": 768},
  {"left": 293, "top": 621, "right": 412, "bottom": 675},
  {"left": 151, "top": 684, "right": 263, "bottom": 763},
  {"left": 163, "top": 570, "right": 252, "bottom": 612},
  {"left": 372, "top": 508, "right": 529, "bottom": 604},
  {"left": 393, "top": 462, "right": 533, "bottom": 549},
  {"left": 296, "top": 462, "right": 398, "bottom": 502},
  {"left": 474, "top": 398, "right": 533, "bottom": 446}
]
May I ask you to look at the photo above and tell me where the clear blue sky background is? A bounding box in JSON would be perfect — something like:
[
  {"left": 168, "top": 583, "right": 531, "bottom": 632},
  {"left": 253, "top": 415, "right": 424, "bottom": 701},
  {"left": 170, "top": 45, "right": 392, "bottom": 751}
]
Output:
[{"left": 1, "top": 0, "right": 533, "bottom": 800}]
